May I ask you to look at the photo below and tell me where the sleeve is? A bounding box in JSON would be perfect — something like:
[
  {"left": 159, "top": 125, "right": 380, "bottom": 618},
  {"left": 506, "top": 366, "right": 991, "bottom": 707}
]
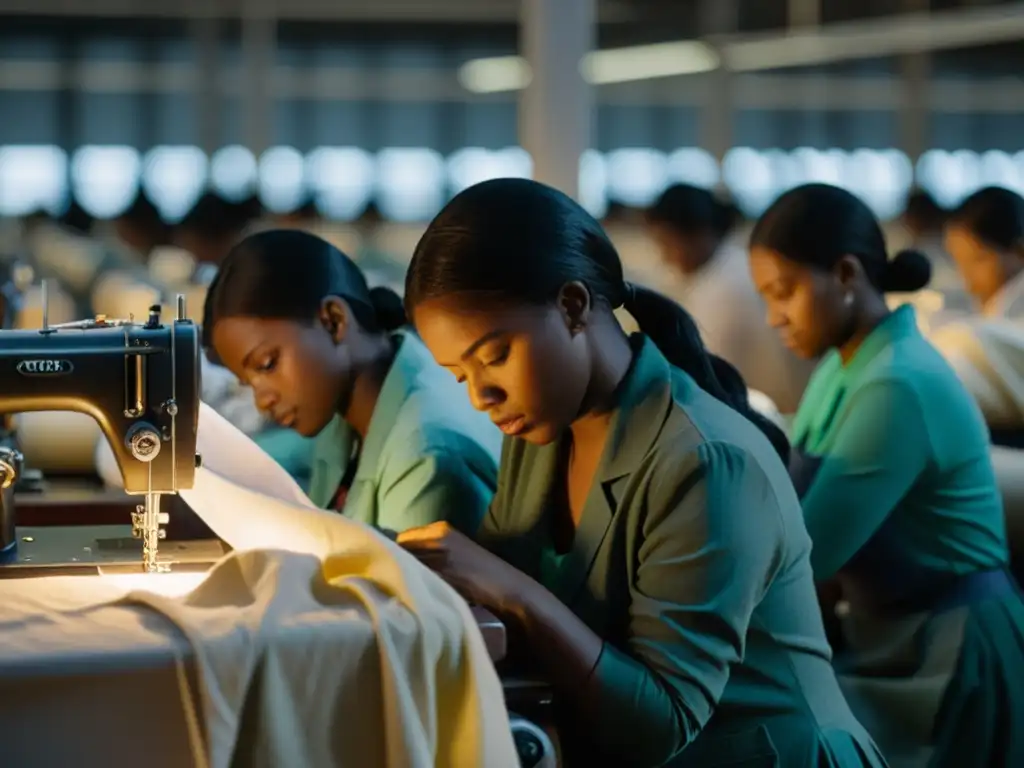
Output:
[
  {"left": 800, "top": 380, "right": 931, "bottom": 580},
  {"left": 377, "top": 445, "right": 497, "bottom": 536},
  {"left": 586, "top": 441, "right": 786, "bottom": 766}
]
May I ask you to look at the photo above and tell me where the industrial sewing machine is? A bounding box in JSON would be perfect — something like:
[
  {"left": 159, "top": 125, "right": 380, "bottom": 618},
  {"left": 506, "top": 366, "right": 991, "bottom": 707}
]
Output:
[{"left": 0, "top": 282, "right": 207, "bottom": 573}]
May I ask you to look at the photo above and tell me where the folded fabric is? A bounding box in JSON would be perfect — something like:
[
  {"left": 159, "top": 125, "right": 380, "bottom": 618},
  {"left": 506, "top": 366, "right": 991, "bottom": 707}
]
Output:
[{"left": 2, "top": 403, "right": 517, "bottom": 768}]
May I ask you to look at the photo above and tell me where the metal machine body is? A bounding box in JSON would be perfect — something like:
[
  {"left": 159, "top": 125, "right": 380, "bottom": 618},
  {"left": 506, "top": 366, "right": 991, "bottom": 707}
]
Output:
[{"left": 0, "top": 286, "right": 201, "bottom": 571}]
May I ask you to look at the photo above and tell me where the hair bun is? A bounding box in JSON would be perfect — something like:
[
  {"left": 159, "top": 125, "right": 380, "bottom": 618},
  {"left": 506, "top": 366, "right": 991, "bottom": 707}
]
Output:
[
  {"left": 882, "top": 249, "right": 932, "bottom": 293},
  {"left": 368, "top": 285, "right": 407, "bottom": 332}
]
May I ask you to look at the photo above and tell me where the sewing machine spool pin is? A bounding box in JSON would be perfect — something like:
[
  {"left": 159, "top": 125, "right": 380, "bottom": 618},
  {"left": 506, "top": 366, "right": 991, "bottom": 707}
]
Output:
[{"left": 41, "top": 278, "right": 48, "bottom": 332}]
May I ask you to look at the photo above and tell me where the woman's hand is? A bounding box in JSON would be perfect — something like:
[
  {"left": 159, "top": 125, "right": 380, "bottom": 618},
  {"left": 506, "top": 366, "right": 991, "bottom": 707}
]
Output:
[{"left": 397, "top": 521, "right": 535, "bottom": 614}]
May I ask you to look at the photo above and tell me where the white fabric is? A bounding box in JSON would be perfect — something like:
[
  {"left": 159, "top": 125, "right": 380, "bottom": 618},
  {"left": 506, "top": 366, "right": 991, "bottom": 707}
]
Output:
[
  {"left": 984, "top": 268, "right": 1024, "bottom": 321},
  {"left": 930, "top": 319, "right": 1024, "bottom": 428},
  {"left": 748, "top": 389, "right": 787, "bottom": 432},
  {"left": 1, "top": 403, "right": 517, "bottom": 768}
]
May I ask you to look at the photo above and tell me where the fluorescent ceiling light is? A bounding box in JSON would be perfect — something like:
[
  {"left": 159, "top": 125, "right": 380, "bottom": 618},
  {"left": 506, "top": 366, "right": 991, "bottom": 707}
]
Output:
[
  {"left": 458, "top": 41, "right": 719, "bottom": 94},
  {"left": 459, "top": 4, "right": 1024, "bottom": 92},
  {"left": 458, "top": 56, "right": 531, "bottom": 94},
  {"left": 583, "top": 41, "right": 719, "bottom": 84}
]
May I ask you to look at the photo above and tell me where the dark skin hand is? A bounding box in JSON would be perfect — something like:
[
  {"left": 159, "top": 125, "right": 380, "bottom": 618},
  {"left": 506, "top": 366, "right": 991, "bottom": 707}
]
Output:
[{"left": 398, "top": 522, "right": 605, "bottom": 694}]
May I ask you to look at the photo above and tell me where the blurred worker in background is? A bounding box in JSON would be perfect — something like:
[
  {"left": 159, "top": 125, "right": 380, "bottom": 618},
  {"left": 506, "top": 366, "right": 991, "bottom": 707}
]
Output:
[
  {"left": 112, "top": 190, "right": 171, "bottom": 263},
  {"left": 945, "top": 185, "right": 1024, "bottom": 321},
  {"left": 645, "top": 183, "right": 815, "bottom": 414},
  {"left": 272, "top": 196, "right": 321, "bottom": 231},
  {"left": 173, "top": 192, "right": 252, "bottom": 267},
  {"left": 896, "top": 189, "right": 969, "bottom": 312},
  {"left": 57, "top": 199, "right": 94, "bottom": 236}
]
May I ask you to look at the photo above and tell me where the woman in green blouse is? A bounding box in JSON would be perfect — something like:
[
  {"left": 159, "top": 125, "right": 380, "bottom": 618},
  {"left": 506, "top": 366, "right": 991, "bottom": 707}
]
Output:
[
  {"left": 749, "top": 183, "right": 1024, "bottom": 768},
  {"left": 203, "top": 229, "right": 500, "bottom": 536},
  {"left": 397, "top": 178, "right": 885, "bottom": 767}
]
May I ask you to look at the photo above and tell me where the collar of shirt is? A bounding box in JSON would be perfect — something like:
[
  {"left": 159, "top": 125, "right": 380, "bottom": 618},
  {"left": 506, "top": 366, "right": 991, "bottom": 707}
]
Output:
[{"left": 983, "top": 268, "right": 1024, "bottom": 321}]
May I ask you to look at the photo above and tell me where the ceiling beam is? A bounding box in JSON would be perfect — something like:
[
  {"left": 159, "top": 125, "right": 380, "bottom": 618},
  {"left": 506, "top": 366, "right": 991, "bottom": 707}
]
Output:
[
  {"left": 722, "top": 3, "right": 1024, "bottom": 70},
  {"left": 0, "top": 0, "right": 634, "bottom": 23},
  {"left": 2, "top": 58, "right": 1023, "bottom": 113}
]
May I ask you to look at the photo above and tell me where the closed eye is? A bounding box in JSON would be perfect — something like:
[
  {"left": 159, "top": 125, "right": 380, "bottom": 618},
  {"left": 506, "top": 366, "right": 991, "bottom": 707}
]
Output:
[
  {"left": 484, "top": 345, "right": 510, "bottom": 367},
  {"left": 255, "top": 354, "right": 277, "bottom": 373}
]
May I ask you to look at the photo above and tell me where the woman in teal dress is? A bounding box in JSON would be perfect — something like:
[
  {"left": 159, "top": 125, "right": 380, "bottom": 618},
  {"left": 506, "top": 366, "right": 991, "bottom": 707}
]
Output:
[
  {"left": 202, "top": 228, "right": 501, "bottom": 535},
  {"left": 749, "top": 183, "right": 1024, "bottom": 768},
  {"left": 396, "top": 178, "right": 886, "bottom": 767}
]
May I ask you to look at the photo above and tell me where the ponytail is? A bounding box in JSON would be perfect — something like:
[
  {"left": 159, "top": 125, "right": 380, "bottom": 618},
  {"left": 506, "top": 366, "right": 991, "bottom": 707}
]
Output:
[
  {"left": 368, "top": 285, "right": 408, "bottom": 332},
  {"left": 623, "top": 284, "right": 790, "bottom": 462}
]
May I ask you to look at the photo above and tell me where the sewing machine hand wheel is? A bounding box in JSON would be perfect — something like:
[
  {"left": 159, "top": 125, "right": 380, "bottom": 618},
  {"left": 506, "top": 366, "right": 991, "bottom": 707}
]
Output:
[{"left": 0, "top": 446, "right": 22, "bottom": 490}]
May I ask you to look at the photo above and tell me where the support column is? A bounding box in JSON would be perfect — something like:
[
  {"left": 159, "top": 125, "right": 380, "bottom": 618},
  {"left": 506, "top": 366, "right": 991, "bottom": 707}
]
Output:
[
  {"left": 899, "top": 0, "right": 931, "bottom": 164},
  {"left": 192, "top": 11, "right": 221, "bottom": 156},
  {"left": 241, "top": 0, "right": 277, "bottom": 156},
  {"left": 699, "top": 0, "right": 738, "bottom": 164},
  {"left": 518, "top": 0, "right": 595, "bottom": 199},
  {"left": 785, "top": 0, "right": 824, "bottom": 151}
]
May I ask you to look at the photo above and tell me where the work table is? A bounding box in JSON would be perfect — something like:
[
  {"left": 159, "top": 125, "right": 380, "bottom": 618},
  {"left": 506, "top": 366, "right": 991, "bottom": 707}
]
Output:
[{"left": 13, "top": 477, "right": 509, "bottom": 661}]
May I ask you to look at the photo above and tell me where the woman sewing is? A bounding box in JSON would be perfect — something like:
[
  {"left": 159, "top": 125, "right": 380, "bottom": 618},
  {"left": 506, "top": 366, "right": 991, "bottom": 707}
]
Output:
[
  {"left": 397, "top": 178, "right": 886, "bottom": 768},
  {"left": 203, "top": 228, "right": 501, "bottom": 535},
  {"left": 748, "top": 183, "right": 1024, "bottom": 768},
  {"left": 945, "top": 185, "right": 1024, "bottom": 321}
]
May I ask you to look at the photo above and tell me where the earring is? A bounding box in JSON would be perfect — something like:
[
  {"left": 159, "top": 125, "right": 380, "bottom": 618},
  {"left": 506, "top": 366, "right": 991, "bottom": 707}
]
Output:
[{"left": 844, "top": 293, "right": 854, "bottom": 307}]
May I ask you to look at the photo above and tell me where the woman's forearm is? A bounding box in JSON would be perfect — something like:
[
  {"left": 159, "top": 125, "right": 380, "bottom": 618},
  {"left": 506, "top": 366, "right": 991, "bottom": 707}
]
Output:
[
  {"left": 508, "top": 583, "right": 693, "bottom": 767},
  {"left": 509, "top": 581, "right": 605, "bottom": 693}
]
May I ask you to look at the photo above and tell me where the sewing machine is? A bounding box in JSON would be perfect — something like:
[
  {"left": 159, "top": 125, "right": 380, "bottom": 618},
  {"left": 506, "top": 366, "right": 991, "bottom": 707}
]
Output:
[{"left": 0, "top": 283, "right": 207, "bottom": 573}]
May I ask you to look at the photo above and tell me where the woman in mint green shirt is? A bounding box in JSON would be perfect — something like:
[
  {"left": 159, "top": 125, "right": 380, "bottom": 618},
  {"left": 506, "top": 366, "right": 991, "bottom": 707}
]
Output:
[
  {"left": 203, "top": 228, "right": 501, "bottom": 535},
  {"left": 750, "top": 183, "right": 1024, "bottom": 768},
  {"left": 397, "top": 178, "right": 885, "bottom": 768}
]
